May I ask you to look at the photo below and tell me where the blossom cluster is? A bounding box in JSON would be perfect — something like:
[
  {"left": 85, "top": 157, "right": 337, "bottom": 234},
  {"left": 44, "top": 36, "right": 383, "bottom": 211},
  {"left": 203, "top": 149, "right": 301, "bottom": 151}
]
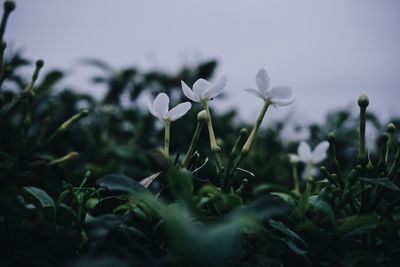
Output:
[{"left": 148, "top": 68, "right": 294, "bottom": 122}]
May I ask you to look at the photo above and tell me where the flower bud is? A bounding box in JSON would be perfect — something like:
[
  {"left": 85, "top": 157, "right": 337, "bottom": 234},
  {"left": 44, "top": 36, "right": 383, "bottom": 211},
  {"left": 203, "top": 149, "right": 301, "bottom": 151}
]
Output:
[
  {"left": 358, "top": 94, "right": 369, "bottom": 108},
  {"left": 197, "top": 110, "right": 208, "bottom": 122},
  {"left": 4, "top": 1, "right": 15, "bottom": 13},
  {"left": 328, "top": 132, "right": 335, "bottom": 142},
  {"left": 36, "top": 59, "right": 44, "bottom": 69},
  {"left": 240, "top": 128, "right": 248, "bottom": 136},
  {"left": 49, "top": 151, "right": 79, "bottom": 165},
  {"left": 387, "top": 123, "right": 396, "bottom": 133}
]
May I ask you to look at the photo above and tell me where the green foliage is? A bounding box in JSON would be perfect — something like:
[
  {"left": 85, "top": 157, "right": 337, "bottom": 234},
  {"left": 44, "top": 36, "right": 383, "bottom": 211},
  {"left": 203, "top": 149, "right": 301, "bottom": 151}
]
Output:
[{"left": 1, "top": 2, "right": 400, "bottom": 267}]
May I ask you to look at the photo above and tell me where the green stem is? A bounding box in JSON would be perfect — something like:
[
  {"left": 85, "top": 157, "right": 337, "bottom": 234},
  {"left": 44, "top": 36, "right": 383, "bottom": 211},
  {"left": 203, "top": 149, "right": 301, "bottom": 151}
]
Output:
[
  {"left": 292, "top": 163, "right": 300, "bottom": 195},
  {"left": 202, "top": 101, "right": 220, "bottom": 153},
  {"left": 230, "top": 100, "right": 270, "bottom": 175},
  {"left": 182, "top": 119, "right": 205, "bottom": 168},
  {"left": 304, "top": 162, "right": 314, "bottom": 182},
  {"left": 164, "top": 119, "right": 171, "bottom": 158},
  {"left": 241, "top": 100, "right": 270, "bottom": 155},
  {"left": 357, "top": 94, "right": 369, "bottom": 164}
]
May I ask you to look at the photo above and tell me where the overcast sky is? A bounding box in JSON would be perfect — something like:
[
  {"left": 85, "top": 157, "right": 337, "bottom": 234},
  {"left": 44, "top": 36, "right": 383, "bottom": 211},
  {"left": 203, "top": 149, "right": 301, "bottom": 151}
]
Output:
[{"left": 6, "top": 0, "right": 400, "bottom": 123}]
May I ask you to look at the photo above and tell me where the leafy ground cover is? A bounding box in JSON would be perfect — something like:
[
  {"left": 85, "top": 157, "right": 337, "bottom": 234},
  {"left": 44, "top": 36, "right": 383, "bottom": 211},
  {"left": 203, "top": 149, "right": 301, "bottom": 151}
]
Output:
[{"left": 1, "top": 2, "right": 400, "bottom": 266}]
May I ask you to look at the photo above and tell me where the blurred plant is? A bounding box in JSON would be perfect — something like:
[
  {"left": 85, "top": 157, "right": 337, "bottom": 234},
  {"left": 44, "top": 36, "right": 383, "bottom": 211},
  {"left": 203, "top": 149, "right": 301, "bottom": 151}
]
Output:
[{"left": 1, "top": 1, "right": 400, "bottom": 267}]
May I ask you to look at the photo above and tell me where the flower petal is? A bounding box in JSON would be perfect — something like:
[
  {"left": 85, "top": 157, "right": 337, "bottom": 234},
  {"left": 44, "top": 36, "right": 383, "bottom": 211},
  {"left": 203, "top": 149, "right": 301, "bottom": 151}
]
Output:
[
  {"left": 193, "top": 79, "right": 210, "bottom": 101},
  {"left": 298, "top": 141, "right": 312, "bottom": 162},
  {"left": 152, "top": 93, "right": 169, "bottom": 119},
  {"left": 181, "top": 81, "right": 198, "bottom": 102},
  {"left": 148, "top": 100, "right": 161, "bottom": 119},
  {"left": 268, "top": 86, "right": 293, "bottom": 99},
  {"left": 271, "top": 99, "right": 295, "bottom": 107},
  {"left": 255, "top": 68, "right": 270, "bottom": 96},
  {"left": 244, "top": 88, "right": 264, "bottom": 100},
  {"left": 203, "top": 75, "right": 227, "bottom": 99},
  {"left": 311, "top": 141, "right": 329, "bottom": 163},
  {"left": 166, "top": 102, "right": 192, "bottom": 121}
]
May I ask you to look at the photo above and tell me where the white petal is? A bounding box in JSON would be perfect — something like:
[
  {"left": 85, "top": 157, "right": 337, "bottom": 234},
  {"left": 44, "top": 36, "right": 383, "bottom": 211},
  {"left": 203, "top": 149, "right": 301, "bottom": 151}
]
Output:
[
  {"left": 298, "top": 141, "right": 312, "bottom": 162},
  {"left": 181, "top": 81, "right": 198, "bottom": 102},
  {"left": 255, "top": 68, "right": 270, "bottom": 96},
  {"left": 244, "top": 88, "right": 264, "bottom": 100},
  {"left": 203, "top": 75, "right": 227, "bottom": 99},
  {"left": 271, "top": 99, "right": 295, "bottom": 107},
  {"left": 147, "top": 100, "right": 161, "bottom": 119},
  {"left": 165, "top": 102, "right": 192, "bottom": 121},
  {"left": 152, "top": 93, "right": 169, "bottom": 119},
  {"left": 268, "top": 86, "right": 293, "bottom": 99},
  {"left": 311, "top": 141, "right": 329, "bottom": 163},
  {"left": 193, "top": 79, "right": 210, "bottom": 101}
]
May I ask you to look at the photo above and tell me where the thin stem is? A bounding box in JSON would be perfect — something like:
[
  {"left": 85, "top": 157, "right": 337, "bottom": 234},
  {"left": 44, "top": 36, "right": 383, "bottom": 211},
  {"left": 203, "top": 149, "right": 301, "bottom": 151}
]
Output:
[
  {"left": 202, "top": 101, "right": 220, "bottom": 153},
  {"left": 229, "top": 100, "right": 270, "bottom": 175},
  {"left": 182, "top": 119, "right": 205, "bottom": 168},
  {"left": 164, "top": 119, "right": 171, "bottom": 158},
  {"left": 358, "top": 107, "right": 366, "bottom": 164},
  {"left": 304, "top": 162, "right": 314, "bottom": 182},
  {"left": 241, "top": 100, "right": 270, "bottom": 155},
  {"left": 292, "top": 163, "right": 300, "bottom": 195},
  {"left": 357, "top": 95, "right": 369, "bottom": 165}
]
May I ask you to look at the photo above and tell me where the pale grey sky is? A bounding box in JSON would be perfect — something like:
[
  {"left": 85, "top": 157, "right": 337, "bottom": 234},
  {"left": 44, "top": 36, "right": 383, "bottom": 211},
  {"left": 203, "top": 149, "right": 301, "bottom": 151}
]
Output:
[{"left": 6, "top": 0, "right": 400, "bottom": 123}]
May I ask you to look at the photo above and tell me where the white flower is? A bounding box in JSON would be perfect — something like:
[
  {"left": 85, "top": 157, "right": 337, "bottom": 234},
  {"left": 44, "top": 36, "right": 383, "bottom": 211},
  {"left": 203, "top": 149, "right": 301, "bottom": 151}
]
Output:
[
  {"left": 245, "top": 68, "right": 294, "bottom": 106},
  {"left": 148, "top": 93, "right": 191, "bottom": 121},
  {"left": 281, "top": 124, "right": 310, "bottom": 145},
  {"left": 181, "top": 76, "right": 227, "bottom": 103},
  {"left": 297, "top": 141, "right": 329, "bottom": 164}
]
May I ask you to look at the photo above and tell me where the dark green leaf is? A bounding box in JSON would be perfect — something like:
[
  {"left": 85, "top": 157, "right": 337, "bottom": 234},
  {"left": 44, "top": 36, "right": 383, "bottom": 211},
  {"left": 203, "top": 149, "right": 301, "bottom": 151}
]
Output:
[
  {"left": 357, "top": 177, "right": 400, "bottom": 191},
  {"left": 21, "top": 186, "right": 55, "bottom": 209},
  {"left": 337, "top": 215, "right": 379, "bottom": 238},
  {"left": 96, "top": 174, "right": 147, "bottom": 194}
]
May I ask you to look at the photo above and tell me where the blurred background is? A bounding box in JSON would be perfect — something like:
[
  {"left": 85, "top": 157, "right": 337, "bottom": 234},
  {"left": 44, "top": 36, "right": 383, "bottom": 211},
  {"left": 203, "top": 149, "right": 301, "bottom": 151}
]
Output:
[{"left": 8, "top": 0, "right": 400, "bottom": 123}]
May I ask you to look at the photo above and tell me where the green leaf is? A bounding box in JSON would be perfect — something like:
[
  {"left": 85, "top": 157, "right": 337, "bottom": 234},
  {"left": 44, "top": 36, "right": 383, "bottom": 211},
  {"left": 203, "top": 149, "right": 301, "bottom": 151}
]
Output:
[
  {"left": 21, "top": 186, "right": 56, "bottom": 222},
  {"left": 337, "top": 215, "right": 379, "bottom": 238},
  {"left": 357, "top": 177, "right": 400, "bottom": 191},
  {"left": 308, "top": 196, "right": 335, "bottom": 225},
  {"left": 96, "top": 174, "right": 147, "bottom": 194},
  {"left": 165, "top": 164, "right": 193, "bottom": 200},
  {"left": 268, "top": 219, "right": 308, "bottom": 255},
  {"left": 21, "top": 186, "right": 55, "bottom": 209},
  {"left": 270, "top": 192, "right": 295, "bottom": 205}
]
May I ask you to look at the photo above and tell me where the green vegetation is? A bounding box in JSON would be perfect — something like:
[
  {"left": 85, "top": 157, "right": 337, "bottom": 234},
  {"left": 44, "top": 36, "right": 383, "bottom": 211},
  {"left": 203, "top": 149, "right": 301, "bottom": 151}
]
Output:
[{"left": 1, "top": 2, "right": 399, "bottom": 266}]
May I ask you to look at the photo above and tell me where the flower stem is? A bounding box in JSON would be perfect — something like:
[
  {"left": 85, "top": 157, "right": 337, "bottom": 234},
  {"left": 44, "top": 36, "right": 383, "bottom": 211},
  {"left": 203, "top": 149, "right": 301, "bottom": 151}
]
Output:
[
  {"left": 202, "top": 101, "right": 220, "bottom": 153},
  {"left": 291, "top": 163, "right": 300, "bottom": 195},
  {"left": 241, "top": 100, "right": 270, "bottom": 155},
  {"left": 164, "top": 119, "right": 171, "bottom": 158},
  {"left": 304, "top": 162, "right": 314, "bottom": 182},
  {"left": 182, "top": 116, "right": 206, "bottom": 168},
  {"left": 202, "top": 101, "right": 222, "bottom": 172},
  {"left": 231, "top": 100, "right": 270, "bottom": 172},
  {"left": 357, "top": 95, "right": 369, "bottom": 165}
]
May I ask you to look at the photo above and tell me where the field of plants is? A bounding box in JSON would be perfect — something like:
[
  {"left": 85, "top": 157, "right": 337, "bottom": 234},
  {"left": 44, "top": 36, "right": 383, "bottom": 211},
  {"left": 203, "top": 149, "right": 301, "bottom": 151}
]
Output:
[{"left": 1, "top": 2, "right": 400, "bottom": 266}]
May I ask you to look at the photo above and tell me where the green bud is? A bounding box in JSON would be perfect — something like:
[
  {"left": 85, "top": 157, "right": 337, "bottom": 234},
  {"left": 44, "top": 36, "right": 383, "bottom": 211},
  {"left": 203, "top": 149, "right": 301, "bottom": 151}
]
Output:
[
  {"left": 4, "top": 1, "right": 16, "bottom": 13},
  {"left": 49, "top": 151, "right": 79, "bottom": 165},
  {"left": 358, "top": 94, "right": 369, "bottom": 108},
  {"left": 197, "top": 110, "right": 208, "bottom": 122},
  {"left": 36, "top": 59, "right": 44, "bottom": 69},
  {"left": 328, "top": 132, "right": 335, "bottom": 142},
  {"left": 387, "top": 123, "right": 396, "bottom": 133}
]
